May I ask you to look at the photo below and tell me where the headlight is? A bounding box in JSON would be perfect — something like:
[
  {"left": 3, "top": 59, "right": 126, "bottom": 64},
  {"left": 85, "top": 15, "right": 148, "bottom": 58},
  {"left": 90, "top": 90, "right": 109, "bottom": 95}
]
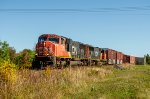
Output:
[{"left": 44, "top": 42, "right": 46, "bottom": 47}]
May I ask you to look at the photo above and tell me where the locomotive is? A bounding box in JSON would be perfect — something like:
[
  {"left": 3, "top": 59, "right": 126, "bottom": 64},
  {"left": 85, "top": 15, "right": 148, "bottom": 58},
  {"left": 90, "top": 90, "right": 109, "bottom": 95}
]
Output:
[{"left": 32, "top": 34, "right": 135, "bottom": 69}]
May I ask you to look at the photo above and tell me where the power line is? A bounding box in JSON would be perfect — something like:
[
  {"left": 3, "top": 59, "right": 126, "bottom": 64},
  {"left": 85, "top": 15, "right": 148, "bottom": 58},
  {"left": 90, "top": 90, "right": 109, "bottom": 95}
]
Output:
[{"left": 0, "top": 6, "right": 150, "bottom": 14}]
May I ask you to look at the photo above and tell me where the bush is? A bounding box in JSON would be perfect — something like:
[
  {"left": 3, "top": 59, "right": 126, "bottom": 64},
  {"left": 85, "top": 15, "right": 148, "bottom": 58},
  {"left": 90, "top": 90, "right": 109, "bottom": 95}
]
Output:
[
  {"left": 15, "top": 49, "right": 35, "bottom": 69},
  {"left": 0, "top": 60, "right": 17, "bottom": 83}
]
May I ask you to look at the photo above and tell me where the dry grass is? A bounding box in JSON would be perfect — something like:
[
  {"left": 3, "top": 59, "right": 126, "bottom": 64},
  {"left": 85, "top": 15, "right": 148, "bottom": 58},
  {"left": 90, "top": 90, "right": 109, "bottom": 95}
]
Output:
[
  {"left": 0, "top": 66, "right": 112, "bottom": 99},
  {"left": 0, "top": 65, "right": 150, "bottom": 99}
]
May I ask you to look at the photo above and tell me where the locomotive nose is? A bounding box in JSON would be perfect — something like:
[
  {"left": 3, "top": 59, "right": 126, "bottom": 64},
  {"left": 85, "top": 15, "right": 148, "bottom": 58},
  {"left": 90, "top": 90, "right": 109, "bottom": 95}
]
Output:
[
  {"left": 36, "top": 41, "right": 55, "bottom": 56},
  {"left": 47, "top": 46, "right": 54, "bottom": 55}
]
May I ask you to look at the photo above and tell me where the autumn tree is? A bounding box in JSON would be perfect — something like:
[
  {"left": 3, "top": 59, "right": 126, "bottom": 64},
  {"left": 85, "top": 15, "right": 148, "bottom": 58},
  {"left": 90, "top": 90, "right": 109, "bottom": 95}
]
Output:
[
  {"left": 9, "top": 47, "right": 16, "bottom": 63},
  {"left": 15, "top": 49, "right": 35, "bottom": 68}
]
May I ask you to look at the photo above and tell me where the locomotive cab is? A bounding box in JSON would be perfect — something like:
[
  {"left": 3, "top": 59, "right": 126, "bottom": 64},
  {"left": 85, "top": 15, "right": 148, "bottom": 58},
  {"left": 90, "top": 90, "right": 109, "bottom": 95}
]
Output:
[{"left": 36, "top": 34, "right": 70, "bottom": 57}]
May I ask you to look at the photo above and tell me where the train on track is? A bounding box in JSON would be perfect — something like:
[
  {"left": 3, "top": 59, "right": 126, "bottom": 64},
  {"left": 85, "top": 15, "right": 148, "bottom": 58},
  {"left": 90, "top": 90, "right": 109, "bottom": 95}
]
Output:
[{"left": 32, "top": 34, "right": 144, "bottom": 69}]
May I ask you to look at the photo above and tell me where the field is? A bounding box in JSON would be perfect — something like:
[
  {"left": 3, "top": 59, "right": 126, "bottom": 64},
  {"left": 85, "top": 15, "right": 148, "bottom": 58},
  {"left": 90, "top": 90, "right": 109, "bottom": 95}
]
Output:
[{"left": 0, "top": 65, "right": 150, "bottom": 99}]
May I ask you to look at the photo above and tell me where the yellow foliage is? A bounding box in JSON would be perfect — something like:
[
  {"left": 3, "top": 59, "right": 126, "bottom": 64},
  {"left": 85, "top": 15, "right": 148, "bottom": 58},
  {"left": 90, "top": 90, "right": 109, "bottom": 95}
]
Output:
[{"left": 0, "top": 60, "right": 17, "bottom": 83}]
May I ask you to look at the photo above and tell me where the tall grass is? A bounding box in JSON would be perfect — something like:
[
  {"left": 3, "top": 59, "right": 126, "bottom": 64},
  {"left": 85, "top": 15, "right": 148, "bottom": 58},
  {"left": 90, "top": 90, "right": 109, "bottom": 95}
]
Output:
[
  {"left": 0, "top": 66, "right": 112, "bottom": 99},
  {"left": 0, "top": 65, "right": 150, "bottom": 99}
]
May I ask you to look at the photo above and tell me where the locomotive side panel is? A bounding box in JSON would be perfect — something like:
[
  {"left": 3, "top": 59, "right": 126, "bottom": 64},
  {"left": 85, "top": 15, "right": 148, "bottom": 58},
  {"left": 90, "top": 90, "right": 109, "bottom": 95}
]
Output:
[
  {"left": 71, "top": 41, "right": 80, "bottom": 59},
  {"left": 93, "top": 47, "right": 100, "bottom": 60}
]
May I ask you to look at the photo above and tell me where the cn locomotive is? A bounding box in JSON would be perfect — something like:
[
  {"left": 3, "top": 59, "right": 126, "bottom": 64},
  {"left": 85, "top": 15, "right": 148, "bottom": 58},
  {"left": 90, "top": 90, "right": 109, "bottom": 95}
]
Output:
[{"left": 32, "top": 34, "right": 135, "bottom": 68}]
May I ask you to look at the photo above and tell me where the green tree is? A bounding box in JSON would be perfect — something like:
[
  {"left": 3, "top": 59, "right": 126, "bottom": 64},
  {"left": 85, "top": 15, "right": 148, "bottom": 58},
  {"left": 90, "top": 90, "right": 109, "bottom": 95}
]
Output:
[
  {"left": 15, "top": 49, "right": 35, "bottom": 68},
  {"left": 0, "top": 41, "right": 10, "bottom": 61},
  {"left": 146, "top": 54, "right": 150, "bottom": 64},
  {"left": 15, "top": 53, "right": 22, "bottom": 66},
  {"left": 0, "top": 40, "right": 35, "bottom": 68}
]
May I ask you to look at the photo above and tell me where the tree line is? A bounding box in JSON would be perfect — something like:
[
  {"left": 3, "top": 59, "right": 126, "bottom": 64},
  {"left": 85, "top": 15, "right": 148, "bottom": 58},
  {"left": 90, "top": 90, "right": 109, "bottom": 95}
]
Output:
[{"left": 0, "top": 41, "right": 35, "bottom": 68}]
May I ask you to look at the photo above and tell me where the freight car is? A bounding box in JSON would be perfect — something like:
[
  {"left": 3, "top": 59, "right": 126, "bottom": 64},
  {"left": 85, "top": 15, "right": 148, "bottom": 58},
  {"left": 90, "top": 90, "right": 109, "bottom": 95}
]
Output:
[
  {"left": 101, "top": 48, "right": 115, "bottom": 64},
  {"left": 32, "top": 34, "right": 135, "bottom": 69},
  {"left": 123, "top": 55, "right": 135, "bottom": 64},
  {"left": 135, "top": 57, "right": 146, "bottom": 65}
]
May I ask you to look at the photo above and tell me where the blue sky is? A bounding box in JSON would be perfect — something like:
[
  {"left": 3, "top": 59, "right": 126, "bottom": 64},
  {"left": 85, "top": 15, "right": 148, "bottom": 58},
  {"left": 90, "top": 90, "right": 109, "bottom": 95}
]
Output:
[{"left": 0, "top": 0, "right": 150, "bottom": 57}]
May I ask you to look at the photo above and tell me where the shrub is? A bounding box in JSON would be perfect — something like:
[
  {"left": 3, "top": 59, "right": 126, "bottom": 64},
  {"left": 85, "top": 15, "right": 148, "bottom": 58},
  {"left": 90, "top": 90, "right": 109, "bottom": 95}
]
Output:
[{"left": 0, "top": 60, "right": 17, "bottom": 83}]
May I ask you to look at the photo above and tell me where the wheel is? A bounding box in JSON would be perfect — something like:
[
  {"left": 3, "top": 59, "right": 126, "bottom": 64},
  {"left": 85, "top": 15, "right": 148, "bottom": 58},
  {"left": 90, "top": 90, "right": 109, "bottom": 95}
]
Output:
[
  {"left": 32, "top": 60, "right": 41, "bottom": 69},
  {"left": 88, "top": 59, "right": 91, "bottom": 66},
  {"left": 67, "top": 60, "right": 71, "bottom": 67},
  {"left": 95, "top": 61, "right": 98, "bottom": 66}
]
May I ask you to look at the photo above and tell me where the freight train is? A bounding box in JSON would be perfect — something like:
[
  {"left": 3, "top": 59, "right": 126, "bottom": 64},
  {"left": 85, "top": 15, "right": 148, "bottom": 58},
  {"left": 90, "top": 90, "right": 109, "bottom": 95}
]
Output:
[{"left": 32, "top": 34, "right": 136, "bottom": 69}]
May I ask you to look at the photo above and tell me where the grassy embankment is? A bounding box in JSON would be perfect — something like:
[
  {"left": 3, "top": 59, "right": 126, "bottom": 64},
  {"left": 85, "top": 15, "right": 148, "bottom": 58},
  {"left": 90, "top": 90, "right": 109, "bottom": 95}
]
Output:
[{"left": 0, "top": 64, "right": 150, "bottom": 99}]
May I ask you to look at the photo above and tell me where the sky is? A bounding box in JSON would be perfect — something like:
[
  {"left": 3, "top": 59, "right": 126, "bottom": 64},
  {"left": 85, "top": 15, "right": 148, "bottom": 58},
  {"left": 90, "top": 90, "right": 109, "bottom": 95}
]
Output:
[{"left": 0, "top": 0, "right": 150, "bottom": 57}]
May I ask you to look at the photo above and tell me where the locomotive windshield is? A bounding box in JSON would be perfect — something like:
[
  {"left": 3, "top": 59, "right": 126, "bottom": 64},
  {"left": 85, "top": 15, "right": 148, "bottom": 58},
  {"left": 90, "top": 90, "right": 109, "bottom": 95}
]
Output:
[
  {"left": 48, "top": 37, "right": 59, "bottom": 43},
  {"left": 38, "top": 37, "right": 47, "bottom": 42}
]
